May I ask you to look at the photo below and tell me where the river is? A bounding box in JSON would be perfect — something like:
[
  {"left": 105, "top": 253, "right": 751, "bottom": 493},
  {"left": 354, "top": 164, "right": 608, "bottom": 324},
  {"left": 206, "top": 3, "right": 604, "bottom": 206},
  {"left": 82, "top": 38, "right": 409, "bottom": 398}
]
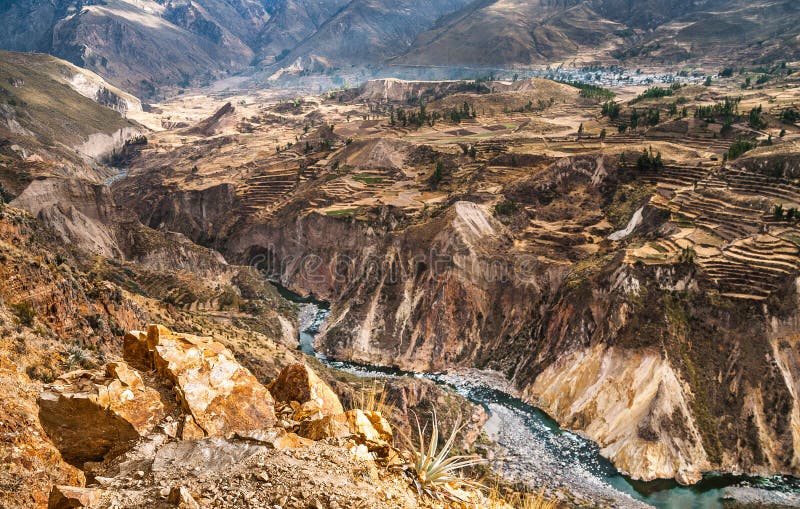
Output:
[{"left": 279, "top": 287, "right": 800, "bottom": 509}]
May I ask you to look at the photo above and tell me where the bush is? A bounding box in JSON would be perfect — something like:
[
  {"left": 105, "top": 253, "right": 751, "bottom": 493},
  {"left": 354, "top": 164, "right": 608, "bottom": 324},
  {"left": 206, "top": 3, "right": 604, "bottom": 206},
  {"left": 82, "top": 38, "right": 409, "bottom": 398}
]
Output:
[
  {"left": 10, "top": 302, "right": 35, "bottom": 326},
  {"left": 727, "top": 139, "right": 756, "bottom": 160},
  {"left": 26, "top": 364, "right": 56, "bottom": 383},
  {"left": 781, "top": 109, "right": 800, "bottom": 125},
  {"left": 429, "top": 160, "right": 444, "bottom": 187},
  {"left": 748, "top": 105, "right": 767, "bottom": 130},
  {"left": 494, "top": 199, "right": 519, "bottom": 216}
]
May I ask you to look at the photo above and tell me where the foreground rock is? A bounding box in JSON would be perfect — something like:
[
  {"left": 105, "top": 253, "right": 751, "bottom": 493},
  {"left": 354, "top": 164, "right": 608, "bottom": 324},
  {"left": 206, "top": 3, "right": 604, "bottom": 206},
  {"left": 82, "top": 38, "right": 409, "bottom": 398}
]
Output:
[
  {"left": 38, "top": 362, "right": 167, "bottom": 466},
  {"left": 33, "top": 324, "right": 510, "bottom": 509},
  {"left": 299, "top": 409, "right": 393, "bottom": 447},
  {"left": 48, "top": 486, "right": 104, "bottom": 509},
  {"left": 129, "top": 324, "right": 276, "bottom": 438},
  {"left": 268, "top": 363, "right": 344, "bottom": 420},
  {"left": 0, "top": 357, "right": 84, "bottom": 509}
]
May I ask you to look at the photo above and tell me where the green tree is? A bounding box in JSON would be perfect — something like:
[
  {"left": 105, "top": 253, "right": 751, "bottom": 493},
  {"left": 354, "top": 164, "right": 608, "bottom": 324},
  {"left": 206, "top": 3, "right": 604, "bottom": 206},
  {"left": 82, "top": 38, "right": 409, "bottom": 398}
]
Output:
[{"left": 430, "top": 160, "right": 444, "bottom": 187}]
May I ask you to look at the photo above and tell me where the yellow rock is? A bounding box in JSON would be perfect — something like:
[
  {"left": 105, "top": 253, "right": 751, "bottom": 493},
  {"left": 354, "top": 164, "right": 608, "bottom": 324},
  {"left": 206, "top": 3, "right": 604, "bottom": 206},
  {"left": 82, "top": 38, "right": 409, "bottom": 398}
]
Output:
[
  {"left": 48, "top": 485, "right": 103, "bottom": 508},
  {"left": 268, "top": 363, "right": 344, "bottom": 419},
  {"left": 38, "top": 362, "right": 167, "bottom": 465},
  {"left": 298, "top": 409, "right": 392, "bottom": 447},
  {"left": 122, "top": 330, "right": 153, "bottom": 371},
  {"left": 149, "top": 324, "right": 276, "bottom": 437}
]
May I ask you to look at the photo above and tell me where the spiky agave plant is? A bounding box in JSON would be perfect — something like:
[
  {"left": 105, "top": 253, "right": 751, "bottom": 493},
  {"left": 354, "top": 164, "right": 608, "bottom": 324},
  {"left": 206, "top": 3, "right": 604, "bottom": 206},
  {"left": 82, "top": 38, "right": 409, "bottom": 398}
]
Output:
[{"left": 398, "top": 411, "right": 487, "bottom": 500}]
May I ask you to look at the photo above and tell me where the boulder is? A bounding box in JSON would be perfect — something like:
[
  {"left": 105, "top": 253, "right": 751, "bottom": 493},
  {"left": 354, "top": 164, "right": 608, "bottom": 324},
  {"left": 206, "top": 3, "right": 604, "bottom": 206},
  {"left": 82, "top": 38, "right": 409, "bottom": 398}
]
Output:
[
  {"left": 148, "top": 325, "right": 276, "bottom": 437},
  {"left": 122, "top": 330, "right": 153, "bottom": 371},
  {"left": 298, "top": 409, "right": 392, "bottom": 447},
  {"left": 48, "top": 486, "right": 104, "bottom": 509},
  {"left": 268, "top": 363, "right": 344, "bottom": 419},
  {"left": 38, "top": 362, "right": 166, "bottom": 465}
]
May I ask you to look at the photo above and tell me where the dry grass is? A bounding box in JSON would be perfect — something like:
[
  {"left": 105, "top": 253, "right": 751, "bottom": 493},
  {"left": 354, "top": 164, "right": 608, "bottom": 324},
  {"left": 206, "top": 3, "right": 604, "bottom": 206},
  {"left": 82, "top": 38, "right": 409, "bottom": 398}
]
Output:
[
  {"left": 355, "top": 379, "right": 389, "bottom": 414},
  {"left": 513, "top": 491, "right": 559, "bottom": 509}
]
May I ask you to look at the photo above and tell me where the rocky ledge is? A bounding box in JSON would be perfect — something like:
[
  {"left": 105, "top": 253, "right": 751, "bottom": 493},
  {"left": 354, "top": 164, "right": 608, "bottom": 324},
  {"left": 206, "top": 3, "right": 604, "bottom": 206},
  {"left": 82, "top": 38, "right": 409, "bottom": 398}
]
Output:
[{"left": 39, "top": 325, "right": 506, "bottom": 509}]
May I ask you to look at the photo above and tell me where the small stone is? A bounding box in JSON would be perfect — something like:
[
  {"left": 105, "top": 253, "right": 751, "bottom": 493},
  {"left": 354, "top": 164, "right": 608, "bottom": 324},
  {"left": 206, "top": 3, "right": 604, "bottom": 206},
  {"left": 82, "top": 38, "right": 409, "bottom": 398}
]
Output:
[
  {"left": 48, "top": 486, "right": 103, "bottom": 509},
  {"left": 168, "top": 486, "right": 200, "bottom": 509}
]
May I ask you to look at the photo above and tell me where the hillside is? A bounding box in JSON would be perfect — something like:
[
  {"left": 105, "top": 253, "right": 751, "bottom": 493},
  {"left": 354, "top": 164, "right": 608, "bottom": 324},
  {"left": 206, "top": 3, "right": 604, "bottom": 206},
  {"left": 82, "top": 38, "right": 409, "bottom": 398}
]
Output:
[
  {"left": 0, "top": 0, "right": 263, "bottom": 97},
  {"left": 396, "top": 0, "right": 800, "bottom": 68},
  {"left": 0, "top": 50, "right": 142, "bottom": 193}
]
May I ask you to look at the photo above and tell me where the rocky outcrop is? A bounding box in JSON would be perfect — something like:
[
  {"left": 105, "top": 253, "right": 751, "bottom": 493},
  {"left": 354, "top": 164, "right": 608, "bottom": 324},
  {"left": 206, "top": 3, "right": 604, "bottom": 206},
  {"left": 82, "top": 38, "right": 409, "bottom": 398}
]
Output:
[
  {"left": 28, "top": 323, "right": 511, "bottom": 509},
  {"left": 38, "top": 362, "right": 167, "bottom": 466},
  {"left": 268, "top": 363, "right": 344, "bottom": 419},
  {"left": 139, "top": 325, "right": 277, "bottom": 438}
]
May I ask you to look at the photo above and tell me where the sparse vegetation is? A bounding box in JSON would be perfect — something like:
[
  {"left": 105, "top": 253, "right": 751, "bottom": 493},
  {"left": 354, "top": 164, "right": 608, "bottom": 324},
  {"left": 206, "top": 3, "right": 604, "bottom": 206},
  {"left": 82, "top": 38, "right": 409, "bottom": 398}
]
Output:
[
  {"left": 781, "top": 108, "right": 800, "bottom": 125},
  {"left": 10, "top": 301, "right": 35, "bottom": 326},
  {"left": 726, "top": 139, "right": 756, "bottom": 160},
  {"left": 747, "top": 105, "right": 767, "bottom": 130},
  {"left": 558, "top": 81, "right": 614, "bottom": 101},
  {"left": 397, "top": 411, "right": 487, "bottom": 501},
  {"left": 636, "top": 147, "right": 663, "bottom": 171},
  {"left": 601, "top": 100, "right": 620, "bottom": 119},
  {"left": 494, "top": 199, "right": 518, "bottom": 216},
  {"left": 429, "top": 160, "right": 445, "bottom": 187},
  {"left": 631, "top": 86, "right": 677, "bottom": 103}
]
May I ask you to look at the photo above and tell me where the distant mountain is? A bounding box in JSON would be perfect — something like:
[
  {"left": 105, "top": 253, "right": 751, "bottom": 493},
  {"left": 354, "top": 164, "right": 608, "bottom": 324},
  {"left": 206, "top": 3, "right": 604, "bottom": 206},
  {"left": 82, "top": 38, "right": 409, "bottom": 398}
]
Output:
[
  {"left": 396, "top": 0, "right": 800, "bottom": 68},
  {"left": 1, "top": 0, "right": 798, "bottom": 95},
  {"left": 0, "top": 0, "right": 267, "bottom": 97},
  {"left": 263, "top": 0, "right": 476, "bottom": 70}
]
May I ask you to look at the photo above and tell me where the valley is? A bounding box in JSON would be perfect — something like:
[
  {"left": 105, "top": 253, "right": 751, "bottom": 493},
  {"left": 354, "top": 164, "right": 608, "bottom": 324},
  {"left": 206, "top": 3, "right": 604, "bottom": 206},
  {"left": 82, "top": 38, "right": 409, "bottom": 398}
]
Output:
[
  {"left": 76, "top": 62, "right": 800, "bottom": 506},
  {"left": 3, "top": 8, "right": 800, "bottom": 505}
]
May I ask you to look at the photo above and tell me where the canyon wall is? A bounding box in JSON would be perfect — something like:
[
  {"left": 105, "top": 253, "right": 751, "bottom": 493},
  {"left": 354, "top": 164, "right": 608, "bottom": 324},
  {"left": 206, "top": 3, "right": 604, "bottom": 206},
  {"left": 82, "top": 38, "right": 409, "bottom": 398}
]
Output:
[{"left": 205, "top": 156, "right": 800, "bottom": 485}]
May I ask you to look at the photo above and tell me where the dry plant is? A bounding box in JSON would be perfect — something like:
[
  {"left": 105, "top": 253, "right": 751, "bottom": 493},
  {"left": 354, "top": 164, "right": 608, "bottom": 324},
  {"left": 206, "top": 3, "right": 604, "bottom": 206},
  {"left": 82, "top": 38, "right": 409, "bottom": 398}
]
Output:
[
  {"left": 356, "top": 379, "right": 388, "bottom": 414},
  {"left": 396, "top": 410, "right": 487, "bottom": 501}
]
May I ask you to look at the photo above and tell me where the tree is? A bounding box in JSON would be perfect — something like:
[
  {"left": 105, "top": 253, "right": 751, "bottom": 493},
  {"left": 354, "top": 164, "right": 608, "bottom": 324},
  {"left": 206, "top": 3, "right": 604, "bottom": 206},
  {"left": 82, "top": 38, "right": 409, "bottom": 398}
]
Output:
[
  {"left": 577, "top": 123, "right": 584, "bottom": 136},
  {"left": 704, "top": 76, "right": 713, "bottom": 87},
  {"left": 430, "top": 160, "right": 444, "bottom": 187},
  {"left": 748, "top": 105, "right": 767, "bottom": 129},
  {"left": 600, "top": 128, "right": 607, "bottom": 141},
  {"left": 636, "top": 147, "right": 663, "bottom": 171}
]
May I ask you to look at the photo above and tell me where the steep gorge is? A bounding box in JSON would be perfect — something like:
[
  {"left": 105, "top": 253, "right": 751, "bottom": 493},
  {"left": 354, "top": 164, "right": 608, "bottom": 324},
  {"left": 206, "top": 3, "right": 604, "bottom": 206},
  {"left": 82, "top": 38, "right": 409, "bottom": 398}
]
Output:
[{"left": 116, "top": 146, "right": 800, "bottom": 485}]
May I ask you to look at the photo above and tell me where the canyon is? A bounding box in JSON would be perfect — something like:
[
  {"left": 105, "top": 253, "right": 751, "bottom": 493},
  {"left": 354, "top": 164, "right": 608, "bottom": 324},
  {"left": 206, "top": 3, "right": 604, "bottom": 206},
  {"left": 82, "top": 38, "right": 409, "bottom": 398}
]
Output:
[
  {"left": 1, "top": 12, "right": 800, "bottom": 505},
  {"left": 98, "top": 66, "right": 800, "bottom": 499}
]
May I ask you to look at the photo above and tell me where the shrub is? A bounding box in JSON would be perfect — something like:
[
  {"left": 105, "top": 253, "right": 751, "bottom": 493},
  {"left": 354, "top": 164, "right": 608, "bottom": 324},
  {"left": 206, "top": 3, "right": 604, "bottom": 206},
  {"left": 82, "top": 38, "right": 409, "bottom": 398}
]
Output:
[
  {"left": 26, "top": 364, "right": 56, "bottom": 383},
  {"left": 397, "top": 411, "right": 486, "bottom": 501},
  {"left": 429, "top": 160, "right": 444, "bottom": 187},
  {"left": 781, "top": 109, "right": 800, "bottom": 125},
  {"left": 10, "top": 302, "right": 35, "bottom": 326},
  {"left": 636, "top": 148, "right": 663, "bottom": 171},
  {"left": 494, "top": 199, "right": 518, "bottom": 216},
  {"left": 727, "top": 139, "right": 756, "bottom": 160}
]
